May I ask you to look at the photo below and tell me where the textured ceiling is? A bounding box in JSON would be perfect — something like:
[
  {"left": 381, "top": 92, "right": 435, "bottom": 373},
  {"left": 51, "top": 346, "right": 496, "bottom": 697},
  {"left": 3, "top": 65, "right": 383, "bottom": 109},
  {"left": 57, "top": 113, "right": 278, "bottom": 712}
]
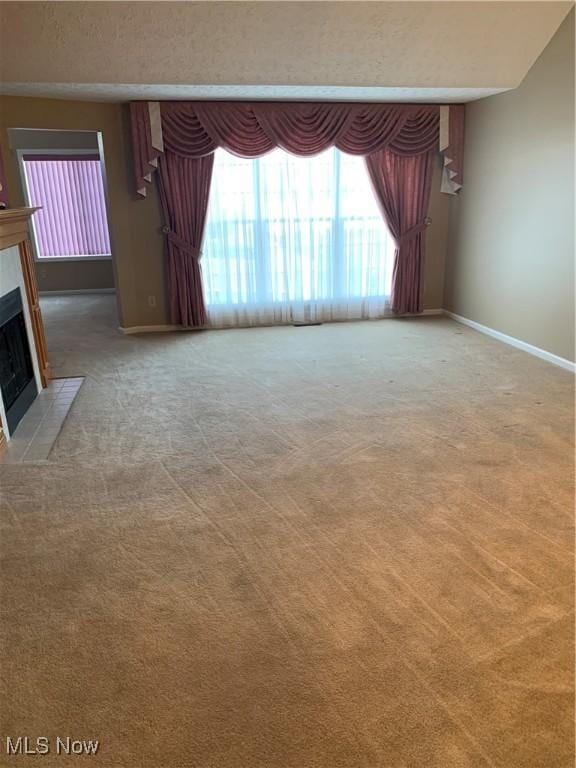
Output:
[{"left": 0, "top": 2, "right": 572, "bottom": 99}]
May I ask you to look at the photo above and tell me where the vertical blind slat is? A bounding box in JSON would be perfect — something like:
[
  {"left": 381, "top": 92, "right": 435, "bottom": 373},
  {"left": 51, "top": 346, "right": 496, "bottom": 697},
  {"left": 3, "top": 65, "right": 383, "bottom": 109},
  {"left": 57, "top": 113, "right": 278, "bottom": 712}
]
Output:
[{"left": 23, "top": 158, "right": 111, "bottom": 258}]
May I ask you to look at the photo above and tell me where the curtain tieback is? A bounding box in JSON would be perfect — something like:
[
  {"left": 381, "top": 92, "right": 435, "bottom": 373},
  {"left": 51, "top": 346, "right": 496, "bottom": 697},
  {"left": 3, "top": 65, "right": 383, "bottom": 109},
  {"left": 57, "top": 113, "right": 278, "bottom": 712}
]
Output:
[
  {"left": 162, "top": 226, "right": 202, "bottom": 260},
  {"left": 397, "top": 217, "right": 432, "bottom": 247}
]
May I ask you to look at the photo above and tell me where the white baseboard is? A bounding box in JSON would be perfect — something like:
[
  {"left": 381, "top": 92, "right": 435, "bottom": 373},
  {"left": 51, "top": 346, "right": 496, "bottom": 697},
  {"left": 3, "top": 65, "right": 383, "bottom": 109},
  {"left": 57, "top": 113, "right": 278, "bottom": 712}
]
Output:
[
  {"left": 420, "top": 309, "right": 444, "bottom": 316},
  {"left": 390, "top": 309, "right": 444, "bottom": 316},
  {"left": 119, "top": 324, "right": 183, "bottom": 334},
  {"left": 40, "top": 288, "right": 116, "bottom": 295},
  {"left": 444, "top": 310, "right": 575, "bottom": 373},
  {"left": 119, "top": 310, "right": 446, "bottom": 334}
]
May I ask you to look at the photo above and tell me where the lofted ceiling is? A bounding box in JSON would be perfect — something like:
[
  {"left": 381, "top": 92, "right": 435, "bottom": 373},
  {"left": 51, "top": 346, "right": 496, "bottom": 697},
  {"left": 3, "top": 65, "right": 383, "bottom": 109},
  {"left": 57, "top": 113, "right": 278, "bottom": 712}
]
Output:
[{"left": 0, "top": 1, "right": 573, "bottom": 103}]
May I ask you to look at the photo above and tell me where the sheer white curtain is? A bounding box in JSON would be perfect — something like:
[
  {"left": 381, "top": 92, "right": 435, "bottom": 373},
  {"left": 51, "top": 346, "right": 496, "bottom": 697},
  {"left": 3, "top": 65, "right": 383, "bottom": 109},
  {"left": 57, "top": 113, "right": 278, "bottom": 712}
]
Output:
[{"left": 202, "top": 148, "right": 394, "bottom": 327}]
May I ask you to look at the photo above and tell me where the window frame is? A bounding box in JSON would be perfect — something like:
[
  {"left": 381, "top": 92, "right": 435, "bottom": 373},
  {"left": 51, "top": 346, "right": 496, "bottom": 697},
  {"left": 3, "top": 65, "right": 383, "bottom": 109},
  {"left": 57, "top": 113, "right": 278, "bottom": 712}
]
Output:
[
  {"left": 16, "top": 148, "right": 113, "bottom": 263},
  {"left": 203, "top": 147, "right": 394, "bottom": 311}
]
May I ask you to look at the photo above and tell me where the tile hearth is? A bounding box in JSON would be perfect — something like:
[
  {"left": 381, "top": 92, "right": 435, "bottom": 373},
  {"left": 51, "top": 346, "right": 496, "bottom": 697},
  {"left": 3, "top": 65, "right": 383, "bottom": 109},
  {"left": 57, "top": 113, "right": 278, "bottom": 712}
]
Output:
[{"left": 1, "top": 377, "right": 84, "bottom": 463}]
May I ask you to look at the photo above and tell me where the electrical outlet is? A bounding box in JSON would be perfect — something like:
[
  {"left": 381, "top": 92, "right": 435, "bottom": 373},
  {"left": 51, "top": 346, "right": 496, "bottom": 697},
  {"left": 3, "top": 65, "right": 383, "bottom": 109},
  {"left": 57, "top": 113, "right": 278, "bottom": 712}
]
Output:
[{"left": 147, "top": 295, "right": 156, "bottom": 307}]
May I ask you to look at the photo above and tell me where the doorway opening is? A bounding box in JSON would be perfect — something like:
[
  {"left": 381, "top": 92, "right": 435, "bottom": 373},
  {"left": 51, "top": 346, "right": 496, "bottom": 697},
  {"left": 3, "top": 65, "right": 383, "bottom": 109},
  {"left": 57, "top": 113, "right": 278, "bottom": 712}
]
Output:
[{"left": 8, "top": 128, "right": 119, "bottom": 372}]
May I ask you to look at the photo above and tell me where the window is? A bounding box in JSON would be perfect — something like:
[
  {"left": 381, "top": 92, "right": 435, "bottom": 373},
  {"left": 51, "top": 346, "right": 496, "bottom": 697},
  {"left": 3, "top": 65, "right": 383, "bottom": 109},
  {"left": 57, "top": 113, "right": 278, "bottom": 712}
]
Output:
[
  {"left": 21, "top": 155, "right": 111, "bottom": 259},
  {"left": 203, "top": 148, "right": 393, "bottom": 326}
]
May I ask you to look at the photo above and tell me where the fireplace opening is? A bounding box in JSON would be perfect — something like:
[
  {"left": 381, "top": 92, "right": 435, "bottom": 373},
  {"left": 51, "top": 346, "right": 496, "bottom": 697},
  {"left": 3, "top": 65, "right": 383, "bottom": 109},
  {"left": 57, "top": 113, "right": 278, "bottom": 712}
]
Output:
[{"left": 0, "top": 288, "right": 38, "bottom": 435}]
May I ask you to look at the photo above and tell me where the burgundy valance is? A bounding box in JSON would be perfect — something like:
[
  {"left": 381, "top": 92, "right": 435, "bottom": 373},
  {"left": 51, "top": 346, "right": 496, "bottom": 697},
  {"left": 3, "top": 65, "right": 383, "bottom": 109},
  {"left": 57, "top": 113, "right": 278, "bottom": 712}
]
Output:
[{"left": 130, "top": 101, "right": 464, "bottom": 198}]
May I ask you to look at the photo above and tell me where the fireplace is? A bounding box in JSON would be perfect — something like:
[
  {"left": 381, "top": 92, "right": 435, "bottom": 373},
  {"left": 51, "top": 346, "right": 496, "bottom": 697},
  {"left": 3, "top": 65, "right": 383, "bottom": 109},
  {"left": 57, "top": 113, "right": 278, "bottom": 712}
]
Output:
[{"left": 0, "top": 287, "right": 38, "bottom": 435}]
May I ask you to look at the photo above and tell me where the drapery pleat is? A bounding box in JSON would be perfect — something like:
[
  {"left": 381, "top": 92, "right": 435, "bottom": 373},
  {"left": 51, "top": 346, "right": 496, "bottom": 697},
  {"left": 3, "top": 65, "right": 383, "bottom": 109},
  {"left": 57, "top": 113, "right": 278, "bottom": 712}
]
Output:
[
  {"left": 132, "top": 102, "right": 445, "bottom": 195},
  {"left": 440, "top": 104, "right": 465, "bottom": 193},
  {"left": 365, "top": 149, "right": 434, "bottom": 315},
  {"left": 131, "top": 102, "right": 164, "bottom": 197},
  {"left": 157, "top": 151, "right": 214, "bottom": 326},
  {"left": 164, "top": 102, "right": 439, "bottom": 158}
]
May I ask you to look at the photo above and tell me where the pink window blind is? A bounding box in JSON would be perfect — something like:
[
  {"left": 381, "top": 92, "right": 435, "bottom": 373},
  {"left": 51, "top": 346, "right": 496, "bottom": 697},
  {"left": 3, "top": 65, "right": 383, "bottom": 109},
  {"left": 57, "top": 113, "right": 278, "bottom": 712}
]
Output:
[{"left": 23, "top": 156, "right": 111, "bottom": 258}]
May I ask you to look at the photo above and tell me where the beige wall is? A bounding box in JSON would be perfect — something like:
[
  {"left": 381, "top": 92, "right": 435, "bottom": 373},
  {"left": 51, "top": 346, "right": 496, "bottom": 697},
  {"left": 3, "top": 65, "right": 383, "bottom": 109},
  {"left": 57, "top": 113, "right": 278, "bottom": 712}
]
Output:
[
  {"left": 445, "top": 10, "right": 575, "bottom": 362},
  {"left": 425, "top": 157, "right": 450, "bottom": 310},
  {"left": 35, "top": 260, "right": 115, "bottom": 293},
  {"left": 0, "top": 95, "right": 450, "bottom": 326}
]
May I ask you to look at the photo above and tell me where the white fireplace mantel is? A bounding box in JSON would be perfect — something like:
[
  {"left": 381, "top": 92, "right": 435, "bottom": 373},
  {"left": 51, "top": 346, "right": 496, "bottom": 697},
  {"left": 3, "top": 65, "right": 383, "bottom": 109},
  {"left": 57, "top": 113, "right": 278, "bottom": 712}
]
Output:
[{"left": 0, "top": 207, "right": 50, "bottom": 450}]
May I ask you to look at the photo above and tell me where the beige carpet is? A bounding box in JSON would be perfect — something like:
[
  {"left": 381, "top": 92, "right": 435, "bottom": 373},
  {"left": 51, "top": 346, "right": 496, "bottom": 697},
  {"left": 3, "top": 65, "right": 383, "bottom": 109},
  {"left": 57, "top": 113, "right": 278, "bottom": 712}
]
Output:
[{"left": 1, "top": 295, "right": 573, "bottom": 767}]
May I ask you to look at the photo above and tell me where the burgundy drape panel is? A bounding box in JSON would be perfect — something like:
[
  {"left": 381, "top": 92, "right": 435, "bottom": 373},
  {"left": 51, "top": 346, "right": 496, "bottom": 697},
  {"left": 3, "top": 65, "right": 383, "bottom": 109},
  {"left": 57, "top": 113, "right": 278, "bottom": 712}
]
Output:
[
  {"left": 131, "top": 102, "right": 163, "bottom": 197},
  {"left": 130, "top": 101, "right": 464, "bottom": 324},
  {"left": 440, "top": 104, "right": 465, "bottom": 193},
  {"left": 366, "top": 149, "right": 435, "bottom": 315},
  {"left": 157, "top": 151, "right": 214, "bottom": 326}
]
